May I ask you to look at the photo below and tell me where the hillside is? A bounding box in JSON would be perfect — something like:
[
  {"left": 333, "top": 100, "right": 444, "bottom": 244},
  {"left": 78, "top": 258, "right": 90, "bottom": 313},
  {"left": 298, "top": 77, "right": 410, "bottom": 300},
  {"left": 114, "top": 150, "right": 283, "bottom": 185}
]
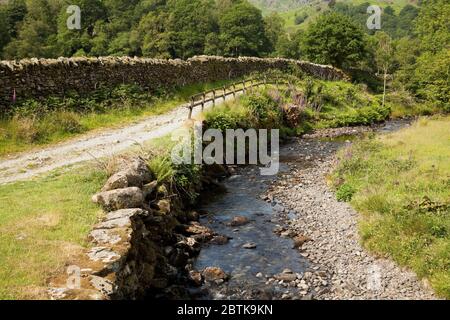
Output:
[
  {"left": 251, "top": 0, "right": 419, "bottom": 32},
  {"left": 287, "top": 1, "right": 416, "bottom": 33},
  {"left": 249, "top": 0, "right": 320, "bottom": 13},
  {"left": 251, "top": 0, "right": 418, "bottom": 13}
]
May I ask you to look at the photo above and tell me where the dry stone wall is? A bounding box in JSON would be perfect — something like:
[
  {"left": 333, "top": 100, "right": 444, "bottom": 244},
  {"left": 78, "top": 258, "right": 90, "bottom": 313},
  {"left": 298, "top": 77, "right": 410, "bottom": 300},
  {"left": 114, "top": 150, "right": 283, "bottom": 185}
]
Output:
[
  {"left": 0, "top": 55, "right": 348, "bottom": 111},
  {"left": 47, "top": 157, "right": 224, "bottom": 300}
]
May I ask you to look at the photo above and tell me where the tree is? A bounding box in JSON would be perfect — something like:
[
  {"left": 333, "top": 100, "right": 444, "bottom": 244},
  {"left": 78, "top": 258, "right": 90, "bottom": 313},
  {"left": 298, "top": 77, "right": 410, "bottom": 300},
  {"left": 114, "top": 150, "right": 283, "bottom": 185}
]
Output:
[
  {"left": 167, "top": 0, "right": 218, "bottom": 59},
  {"left": 405, "top": 0, "right": 450, "bottom": 107},
  {"left": 373, "top": 32, "right": 393, "bottom": 107},
  {"left": 301, "top": 12, "right": 366, "bottom": 69},
  {"left": 0, "top": 8, "right": 10, "bottom": 56},
  {"left": 264, "top": 12, "right": 284, "bottom": 53},
  {"left": 3, "top": 0, "right": 27, "bottom": 38},
  {"left": 136, "top": 11, "right": 174, "bottom": 58},
  {"left": 275, "top": 31, "right": 302, "bottom": 59},
  {"left": 218, "top": 1, "right": 269, "bottom": 57},
  {"left": 3, "top": 0, "right": 58, "bottom": 59},
  {"left": 56, "top": 0, "right": 107, "bottom": 57},
  {"left": 412, "top": 49, "right": 450, "bottom": 106},
  {"left": 396, "top": 5, "right": 419, "bottom": 38},
  {"left": 0, "top": 0, "right": 271, "bottom": 60},
  {"left": 332, "top": 2, "right": 417, "bottom": 39},
  {"left": 415, "top": 0, "right": 450, "bottom": 53}
]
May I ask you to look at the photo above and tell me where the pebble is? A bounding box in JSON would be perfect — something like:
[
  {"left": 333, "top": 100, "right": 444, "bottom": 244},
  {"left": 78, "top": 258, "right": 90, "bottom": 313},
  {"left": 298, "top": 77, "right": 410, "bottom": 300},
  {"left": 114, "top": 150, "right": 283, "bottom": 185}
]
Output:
[{"left": 243, "top": 242, "right": 257, "bottom": 249}]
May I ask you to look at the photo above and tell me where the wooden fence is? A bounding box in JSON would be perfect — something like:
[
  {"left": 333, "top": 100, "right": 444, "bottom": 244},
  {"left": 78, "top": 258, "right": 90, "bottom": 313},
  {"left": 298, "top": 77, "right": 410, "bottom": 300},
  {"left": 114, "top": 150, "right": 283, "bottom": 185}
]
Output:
[{"left": 186, "top": 76, "right": 290, "bottom": 119}]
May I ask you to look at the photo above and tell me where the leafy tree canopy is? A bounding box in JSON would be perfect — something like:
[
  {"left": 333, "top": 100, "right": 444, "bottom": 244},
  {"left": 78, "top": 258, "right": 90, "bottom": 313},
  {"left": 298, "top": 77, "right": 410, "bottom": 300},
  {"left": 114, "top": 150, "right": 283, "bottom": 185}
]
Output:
[{"left": 301, "top": 12, "right": 366, "bottom": 69}]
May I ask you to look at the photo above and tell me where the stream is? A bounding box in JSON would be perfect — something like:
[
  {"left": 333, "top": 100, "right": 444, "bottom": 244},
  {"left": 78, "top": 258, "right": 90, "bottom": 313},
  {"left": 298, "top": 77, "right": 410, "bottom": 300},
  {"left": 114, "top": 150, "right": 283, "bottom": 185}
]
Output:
[{"left": 190, "top": 119, "right": 415, "bottom": 300}]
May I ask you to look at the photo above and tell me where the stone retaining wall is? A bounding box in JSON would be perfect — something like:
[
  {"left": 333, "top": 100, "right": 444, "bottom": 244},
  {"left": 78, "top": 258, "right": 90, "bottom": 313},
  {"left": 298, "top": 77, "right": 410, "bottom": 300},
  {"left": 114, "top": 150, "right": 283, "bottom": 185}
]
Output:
[
  {"left": 47, "top": 157, "right": 224, "bottom": 300},
  {"left": 0, "top": 55, "right": 348, "bottom": 111}
]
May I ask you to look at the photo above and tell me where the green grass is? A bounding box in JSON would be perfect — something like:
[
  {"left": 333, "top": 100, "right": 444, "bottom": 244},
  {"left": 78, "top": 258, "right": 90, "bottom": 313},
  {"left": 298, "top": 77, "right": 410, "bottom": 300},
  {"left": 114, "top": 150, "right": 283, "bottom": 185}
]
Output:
[
  {"left": 332, "top": 116, "right": 450, "bottom": 298},
  {"left": 0, "top": 165, "right": 106, "bottom": 299},
  {"left": 0, "top": 79, "right": 236, "bottom": 158}
]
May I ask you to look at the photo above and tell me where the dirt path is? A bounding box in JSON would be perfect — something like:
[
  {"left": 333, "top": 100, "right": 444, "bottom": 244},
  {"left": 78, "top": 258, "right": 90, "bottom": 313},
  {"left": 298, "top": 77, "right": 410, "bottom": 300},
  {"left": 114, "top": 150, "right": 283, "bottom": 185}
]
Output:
[{"left": 0, "top": 96, "right": 235, "bottom": 185}]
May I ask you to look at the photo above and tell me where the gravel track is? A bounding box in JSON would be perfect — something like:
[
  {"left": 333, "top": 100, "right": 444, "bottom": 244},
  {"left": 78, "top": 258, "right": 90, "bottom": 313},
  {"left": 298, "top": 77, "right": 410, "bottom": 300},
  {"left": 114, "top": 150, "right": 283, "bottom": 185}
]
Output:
[{"left": 0, "top": 96, "right": 236, "bottom": 185}]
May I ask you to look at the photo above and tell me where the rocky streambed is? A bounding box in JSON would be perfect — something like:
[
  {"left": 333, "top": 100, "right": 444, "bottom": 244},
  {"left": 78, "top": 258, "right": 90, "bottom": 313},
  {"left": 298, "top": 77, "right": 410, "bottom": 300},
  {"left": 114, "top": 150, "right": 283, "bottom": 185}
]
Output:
[{"left": 187, "top": 120, "right": 437, "bottom": 300}]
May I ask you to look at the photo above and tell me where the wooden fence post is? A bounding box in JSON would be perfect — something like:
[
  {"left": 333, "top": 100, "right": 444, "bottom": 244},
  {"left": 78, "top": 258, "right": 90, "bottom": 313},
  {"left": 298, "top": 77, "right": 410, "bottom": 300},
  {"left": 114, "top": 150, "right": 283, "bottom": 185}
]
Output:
[
  {"left": 232, "top": 84, "right": 236, "bottom": 98},
  {"left": 201, "top": 93, "right": 206, "bottom": 111},
  {"left": 243, "top": 80, "right": 246, "bottom": 94},
  {"left": 212, "top": 90, "right": 216, "bottom": 108},
  {"left": 223, "top": 86, "right": 226, "bottom": 101},
  {"left": 188, "top": 97, "right": 194, "bottom": 119}
]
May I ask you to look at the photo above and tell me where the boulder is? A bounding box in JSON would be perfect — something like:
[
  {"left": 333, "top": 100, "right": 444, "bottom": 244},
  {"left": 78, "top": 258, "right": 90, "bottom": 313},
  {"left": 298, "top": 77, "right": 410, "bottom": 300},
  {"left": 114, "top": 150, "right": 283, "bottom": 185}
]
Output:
[
  {"left": 186, "top": 211, "right": 200, "bottom": 222},
  {"left": 202, "top": 267, "right": 228, "bottom": 282},
  {"left": 156, "top": 199, "right": 171, "bottom": 215},
  {"left": 210, "top": 235, "right": 229, "bottom": 245},
  {"left": 293, "top": 235, "right": 312, "bottom": 248},
  {"left": 143, "top": 181, "right": 158, "bottom": 197},
  {"left": 188, "top": 270, "right": 203, "bottom": 287},
  {"left": 89, "top": 229, "right": 121, "bottom": 245},
  {"left": 92, "top": 187, "right": 144, "bottom": 211},
  {"left": 181, "top": 222, "right": 214, "bottom": 242},
  {"left": 89, "top": 275, "right": 116, "bottom": 297},
  {"left": 274, "top": 273, "right": 298, "bottom": 282},
  {"left": 243, "top": 242, "right": 257, "bottom": 249},
  {"left": 229, "top": 216, "right": 250, "bottom": 227},
  {"left": 101, "top": 158, "right": 152, "bottom": 192},
  {"left": 101, "top": 171, "right": 129, "bottom": 192},
  {"left": 118, "top": 157, "right": 152, "bottom": 184},
  {"left": 87, "top": 247, "right": 121, "bottom": 264},
  {"left": 282, "top": 101, "right": 306, "bottom": 128}
]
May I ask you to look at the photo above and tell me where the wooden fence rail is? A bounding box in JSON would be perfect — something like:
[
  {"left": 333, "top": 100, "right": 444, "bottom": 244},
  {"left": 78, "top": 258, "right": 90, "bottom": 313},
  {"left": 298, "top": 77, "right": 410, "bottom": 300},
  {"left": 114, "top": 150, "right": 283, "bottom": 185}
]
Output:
[{"left": 186, "top": 76, "right": 290, "bottom": 119}]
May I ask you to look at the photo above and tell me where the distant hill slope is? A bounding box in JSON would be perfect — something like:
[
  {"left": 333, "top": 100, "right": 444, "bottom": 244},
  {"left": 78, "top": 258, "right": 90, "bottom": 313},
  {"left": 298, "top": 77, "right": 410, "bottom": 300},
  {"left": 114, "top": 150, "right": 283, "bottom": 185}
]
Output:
[
  {"left": 249, "top": 0, "right": 320, "bottom": 13},
  {"left": 251, "top": 0, "right": 418, "bottom": 13},
  {"left": 251, "top": 0, "right": 419, "bottom": 32}
]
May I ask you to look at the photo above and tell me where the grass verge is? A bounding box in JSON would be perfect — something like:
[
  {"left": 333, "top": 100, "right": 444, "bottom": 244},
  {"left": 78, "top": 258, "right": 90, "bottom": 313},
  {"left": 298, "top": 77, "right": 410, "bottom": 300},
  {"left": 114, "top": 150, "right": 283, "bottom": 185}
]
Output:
[
  {"left": 332, "top": 116, "right": 450, "bottom": 298},
  {"left": 0, "top": 165, "right": 106, "bottom": 299},
  {"left": 0, "top": 79, "right": 236, "bottom": 157}
]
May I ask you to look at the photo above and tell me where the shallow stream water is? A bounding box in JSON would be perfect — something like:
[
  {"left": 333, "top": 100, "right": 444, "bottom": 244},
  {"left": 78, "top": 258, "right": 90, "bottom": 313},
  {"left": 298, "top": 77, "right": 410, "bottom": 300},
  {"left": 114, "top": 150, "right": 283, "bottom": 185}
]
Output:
[{"left": 192, "top": 119, "right": 412, "bottom": 300}]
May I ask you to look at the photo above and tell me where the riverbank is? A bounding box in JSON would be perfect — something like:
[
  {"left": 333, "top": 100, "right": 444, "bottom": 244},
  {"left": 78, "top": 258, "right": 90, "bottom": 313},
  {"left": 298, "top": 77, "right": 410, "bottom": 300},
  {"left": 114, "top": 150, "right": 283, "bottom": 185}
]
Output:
[
  {"left": 191, "top": 120, "right": 439, "bottom": 300},
  {"left": 331, "top": 116, "right": 450, "bottom": 298}
]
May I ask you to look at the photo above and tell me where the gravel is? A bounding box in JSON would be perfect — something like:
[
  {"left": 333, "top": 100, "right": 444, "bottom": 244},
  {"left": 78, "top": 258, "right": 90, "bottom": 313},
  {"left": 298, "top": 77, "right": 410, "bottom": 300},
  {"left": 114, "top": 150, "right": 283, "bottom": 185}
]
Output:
[{"left": 264, "top": 136, "right": 437, "bottom": 300}]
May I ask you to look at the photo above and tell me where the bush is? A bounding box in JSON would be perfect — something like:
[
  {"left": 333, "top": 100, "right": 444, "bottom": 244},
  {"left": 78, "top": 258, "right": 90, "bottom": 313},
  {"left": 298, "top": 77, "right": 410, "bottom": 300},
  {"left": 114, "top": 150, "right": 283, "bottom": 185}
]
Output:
[
  {"left": 240, "top": 91, "right": 283, "bottom": 129},
  {"left": 336, "top": 183, "right": 356, "bottom": 202},
  {"left": 10, "top": 116, "right": 42, "bottom": 143},
  {"left": 317, "top": 103, "right": 391, "bottom": 128},
  {"left": 148, "top": 156, "right": 175, "bottom": 185},
  {"left": 174, "top": 162, "right": 202, "bottom": 203},
  {"left": 295, "top": 13, "right": 308, "bottom": 25},
  {"left": 206, "top": 112, "right": 240, "bottom": 131},
  {"left": 42, "top": 112, "right": 85, "bottom": 135},
  {"left": 147, "top": 155, "right": 202, "bottom": 203}
]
